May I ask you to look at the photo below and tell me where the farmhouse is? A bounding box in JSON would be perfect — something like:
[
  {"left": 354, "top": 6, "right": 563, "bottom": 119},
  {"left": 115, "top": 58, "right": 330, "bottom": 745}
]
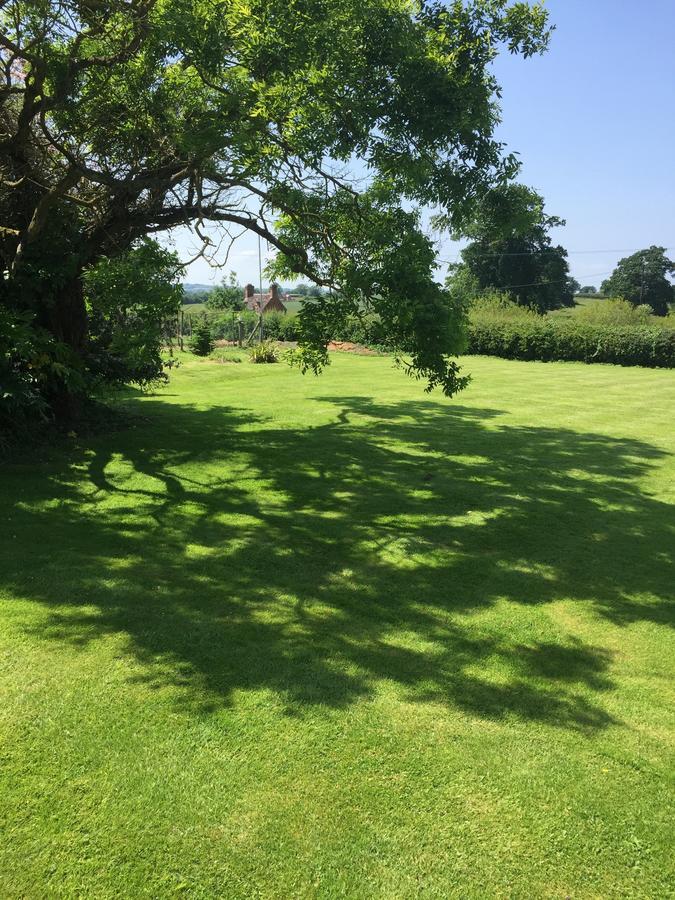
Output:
[{"left": 244, "top": 283, "right": 288, "bottom": 313}]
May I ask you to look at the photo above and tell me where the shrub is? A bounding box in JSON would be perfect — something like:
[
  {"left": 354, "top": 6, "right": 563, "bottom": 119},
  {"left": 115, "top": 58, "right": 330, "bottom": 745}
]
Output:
[
  {"left": 85, "top": 239, "right": 183, "bottom": 388},
  {"left": 189, "top": 315, "right": 215, "bottom": 356},
  {"left": 277, "top": 315, "right": 300, "bottom": 341},
  {"left": 1, "top": 309, "right": 50, "bottom": 442},
  {"left": 250, "top": 312, "right": 301, "bottom": 342},
  {"left": 469, "top": 291, "right": 540, "bottom": 324},
  {"left": 207, "top": 310, "right": 255, "bottom": 341},
  {"left": 576, "top": 298, "right": 655, "bottom": 326},
  {"left": 332, "top": 314, "right": 389, "bottom": 346},
  {"left": 0, "top": 305, "right": 90, "bottom": 444},
  {"left": 191, "top": 310, "right": 302, "bottom": 345},
  {"left": 248, "top": 341, "right": 280, "bottom": 363},
  {"left": 260, "top": 311, "right": 284, "bottom": 339},
  {"left": 466, "top": 318, "right": 675, "bottom": 368},
  {"left": 2, "top": 239, "right": 181, "bottom": 437}
]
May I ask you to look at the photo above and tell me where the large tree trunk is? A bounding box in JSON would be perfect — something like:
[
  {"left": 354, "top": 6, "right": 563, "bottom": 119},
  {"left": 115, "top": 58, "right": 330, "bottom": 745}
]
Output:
[
  {"left": 50, "top": 274, "right": 87, "bottom": 349},
  {"left": 45, "top": 274, "right": 88, "bottom": 423}
]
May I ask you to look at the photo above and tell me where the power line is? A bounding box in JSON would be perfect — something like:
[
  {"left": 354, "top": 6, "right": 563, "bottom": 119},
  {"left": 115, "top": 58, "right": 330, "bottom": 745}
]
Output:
[
  {"left": 437, "top": 246, "right": 674, "bottom": 264},
  {"left": 490, "top": 271, "right": 614, "bottom": 290},
  {"left": 563, "top": 247, "right": 674, "bottom": 255}
]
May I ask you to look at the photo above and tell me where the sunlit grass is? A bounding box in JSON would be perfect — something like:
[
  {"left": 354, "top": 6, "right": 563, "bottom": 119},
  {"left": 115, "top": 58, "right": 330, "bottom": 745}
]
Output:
[{"left": 1, "top": 353, "right": 673, "bottom": 897}]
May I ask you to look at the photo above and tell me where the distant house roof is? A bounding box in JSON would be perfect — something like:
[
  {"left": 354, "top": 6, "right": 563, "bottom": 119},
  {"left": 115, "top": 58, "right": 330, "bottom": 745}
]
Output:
[{"left": 243, "top": 282, "right": 287, "bottom": 313}]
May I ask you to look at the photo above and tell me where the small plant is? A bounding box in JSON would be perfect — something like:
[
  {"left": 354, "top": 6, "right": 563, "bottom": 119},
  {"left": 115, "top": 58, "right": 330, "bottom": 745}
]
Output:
[
  {"left": 248, "top": 340, "right": 280, "bottom": 363},
  {"left": 213, "top": 350, "right": 242, "bottom": 364},
  {"left": 189, "top": 314, "right": 214, "bottom": 356}
]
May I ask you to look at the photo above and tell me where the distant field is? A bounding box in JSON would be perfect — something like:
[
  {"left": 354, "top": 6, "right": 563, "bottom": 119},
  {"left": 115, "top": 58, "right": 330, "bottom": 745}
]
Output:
[
  {"left": 282, "top": 299, "right": 304, "bottom": 315},
  {"left": 572, "top": 294, "right": 607, "bottom": 307},
  {"left": 548, "top": 295, "right": 609, "bottom": 319},
  {"left": 181, "top": 301, "right": 208, "bottom": 315}
]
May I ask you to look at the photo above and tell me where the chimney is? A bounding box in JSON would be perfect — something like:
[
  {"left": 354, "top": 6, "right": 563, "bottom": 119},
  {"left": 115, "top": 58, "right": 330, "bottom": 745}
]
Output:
[{"left": 244, "top": 283, "right": 256, "bottom": 300}]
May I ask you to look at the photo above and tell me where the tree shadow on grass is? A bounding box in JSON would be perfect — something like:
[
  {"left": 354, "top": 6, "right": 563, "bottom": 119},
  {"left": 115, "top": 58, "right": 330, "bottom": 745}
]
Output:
[{"left": 1, "top": 393, "right": 673, "bottom": 730}]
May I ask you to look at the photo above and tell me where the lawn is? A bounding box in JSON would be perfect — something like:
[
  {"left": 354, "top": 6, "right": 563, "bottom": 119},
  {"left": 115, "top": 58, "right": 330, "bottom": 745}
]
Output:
[{"left": 1, "top": 353, "right": 674, "bottom": 898}]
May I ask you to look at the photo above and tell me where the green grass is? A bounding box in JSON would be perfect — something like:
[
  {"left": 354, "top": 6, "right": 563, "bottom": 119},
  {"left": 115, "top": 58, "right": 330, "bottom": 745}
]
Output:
[
  {"left": 181, "top": 301, "right": 208, "bottom": 315},
  {"left": 282, "top": 299, "right": 304, "bottom": 315},
  {"left": 1, "top": 353, "right": 674, "bottom": 898},
  {"left": 548, "top": 296, "right": 601, "bottom": 319}
]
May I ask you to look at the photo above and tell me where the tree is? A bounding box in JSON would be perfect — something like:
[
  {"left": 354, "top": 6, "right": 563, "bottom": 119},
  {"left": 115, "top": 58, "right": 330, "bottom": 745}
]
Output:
[
  {"left": 579, "top": 285, "right": 597, "bottom": 295},
  {"left": 447, "top": 184, "right": 573, "bottom": 313},
  {"left": 567, "top": 277, "right": 581, "bottom": 297},
  {"left": 0, "top": 0, "right": 550, "bottom": 421},
  {"left": 189, "top": 315, "right": 214, "bottom": 357},
  {"left": 207, "top": 272, "right": 243, "bottom": 311},
  {"left": 293, "top": 283, "right": 324, "bottom": 299},
  {"left": 601, "top": 247, "right": 675, "bottom": 316}
]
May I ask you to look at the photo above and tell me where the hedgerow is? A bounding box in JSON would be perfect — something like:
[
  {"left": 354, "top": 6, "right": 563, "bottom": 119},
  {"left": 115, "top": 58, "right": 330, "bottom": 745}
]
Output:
[
  {"left": 466, "top": 319, "right": 675, "bottom": 368},
  {"left": 198, "top": 311, "right": 302, "bottom": 342},
  {"left": 185, "top": 299, "right": 675, "bottom": 369}
]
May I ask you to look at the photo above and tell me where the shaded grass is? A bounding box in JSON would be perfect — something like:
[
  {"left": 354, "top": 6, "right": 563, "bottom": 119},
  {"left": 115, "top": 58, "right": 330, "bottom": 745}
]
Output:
[{"left": 1, "top": 354, "right": 674, "bottom": 898}]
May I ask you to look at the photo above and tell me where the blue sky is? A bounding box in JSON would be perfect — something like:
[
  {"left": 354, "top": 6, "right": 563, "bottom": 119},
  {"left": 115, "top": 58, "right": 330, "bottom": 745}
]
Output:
[{"left": 173, "top": 0, "right": 675, "bottom": 289}]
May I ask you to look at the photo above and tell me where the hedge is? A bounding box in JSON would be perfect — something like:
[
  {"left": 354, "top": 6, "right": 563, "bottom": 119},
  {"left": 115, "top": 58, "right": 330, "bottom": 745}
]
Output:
[
  {"left": 183, "top": 310, "right": 302, "bottom": 342},
  {"left": 184, "top": 308, "right": 675, "bottom": 369},
  {"left": 466, "top": 320, "right": 675, "bottom": 368}
]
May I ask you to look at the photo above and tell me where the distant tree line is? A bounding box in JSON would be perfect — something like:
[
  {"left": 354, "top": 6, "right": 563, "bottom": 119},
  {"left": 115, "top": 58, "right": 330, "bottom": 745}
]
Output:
[
  {"left": 446, "top": 184, "right": 674, "bottom": 316},
  {"left": 182, "top": 290, "right": 211, "bottom": 305}
]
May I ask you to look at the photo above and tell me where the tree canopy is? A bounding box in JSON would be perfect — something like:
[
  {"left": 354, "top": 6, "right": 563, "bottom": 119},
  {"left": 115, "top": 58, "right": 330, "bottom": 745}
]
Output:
[
  {"left": 207, "top": 272, "right": 243, "bottom": 311},
  {"left": 446, "top": 184, "right": 574, "bottom": 312},
  {"left": 601, "top": 247, "right": 674, "bottom": 316},
  {"left": 0, "top": 0, "right": 551, "bottom": 421}
]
